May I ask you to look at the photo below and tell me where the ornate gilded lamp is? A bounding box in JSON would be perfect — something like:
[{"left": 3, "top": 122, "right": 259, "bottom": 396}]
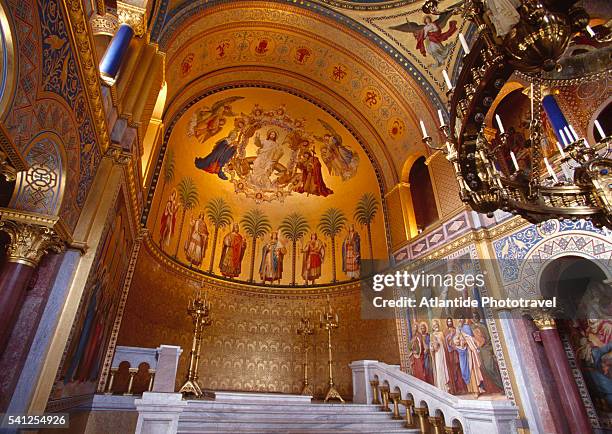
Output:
[
  {"left": 179, "top": 287, "right": 212, "bottom": 397},
  {"left": 419, "top": 0, "right": 612, "bottom": 228}
]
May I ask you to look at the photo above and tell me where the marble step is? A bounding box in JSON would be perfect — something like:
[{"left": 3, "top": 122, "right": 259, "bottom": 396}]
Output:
[
  {"left": 180, "top": 429, "right": 416, "bottom": 433},
  {"left": 180, "top": 411, "right": 404, "bottom": 422},
  {"left": 177, "top": 419, "right": 415, "bottom": 433},
  {"left": 185, "top": 402, "right": 390, "bottom": 414}
]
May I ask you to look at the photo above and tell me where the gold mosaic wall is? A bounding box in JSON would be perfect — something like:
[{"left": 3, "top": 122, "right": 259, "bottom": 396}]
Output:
[{"left": 116, "top": 244, "right": 400, "bottom": 399}]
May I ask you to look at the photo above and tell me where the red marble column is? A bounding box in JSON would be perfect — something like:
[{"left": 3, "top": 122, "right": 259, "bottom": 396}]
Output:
[
  {"left": 0, "top": 218, "right": 64, "bottom": 356},
  {"left": 538, "top": 323, "right": 592, "bottom": 434},
  {"left": 0, "top": 262, "right": 35, "bottom": 352}
]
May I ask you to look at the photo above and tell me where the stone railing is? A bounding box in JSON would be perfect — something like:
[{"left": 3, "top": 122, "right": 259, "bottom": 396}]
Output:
[
  {"left": 104, "top": 345, "right": 182, "bottom": 396},
  {"left": 350, "top": 360, "right": 518, "bottom": 434}
]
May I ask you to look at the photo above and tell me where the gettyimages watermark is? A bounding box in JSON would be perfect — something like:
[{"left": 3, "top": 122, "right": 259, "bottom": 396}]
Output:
[{"left": 358, "top": 258, "right": 612, "bottom": 320}]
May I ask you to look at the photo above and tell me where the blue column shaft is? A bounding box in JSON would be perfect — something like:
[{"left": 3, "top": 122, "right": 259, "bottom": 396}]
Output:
[
  {"left": 542, "top": 95, "right": 570, "bottom": 144},
  {"left": 99, "top": 24, "right": 134, "bottom": 80}
]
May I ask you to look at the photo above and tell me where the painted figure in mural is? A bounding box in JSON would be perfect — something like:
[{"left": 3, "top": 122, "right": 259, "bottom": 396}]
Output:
[
  {"left": 260, "top": 231, "right": 287, "bottom": 284},
  {"left": 195, "top": 130, "right": 240, "bottom": 180},
  {"left": 248, "top": 130, "right": 285, "bottom": 189},
  {"left": 411, "top": 322, "right": 433, "bottom": 384},
  {"left": 301, "top": 233, "right": 325, "bottom": 285},
  {"left": 570, "top": 315, "right": 612, "bottom": 413},
  {"left": 390, "top": 11, "right": 457, "bottom": 68},
  {"left": 219, "top": 223, "right": 247, "bottom": 278},
  {"left": 444, "top": 318, "right": 467, "bottom": 394},
  {"left": 484, "top": 0, "right": 520, "bottom": 37},
  {"left": 184, "top": 212, "right": 209, "bottom": 268},
  {"left": 451, "top": 318, "right": 486, "bottom": 396},
  {"left": 160, "top": 189, "right": 180, "bottom": 252},
  {"left": 187, "top": 96, "right": 244, "bottom": 143},
  {"left": 470, "top": 311, "right": 504, "bottom": 392},
  {"left": 294, "top": 149, "right": 334, "bottom": 197},
  {"left": 430, "top": 320, "right": 451, "bottom": 392},
  {"left": 342, "top": 224, "right": 361, "bottom": 279},
  {"left": 318, "top": 119, "right": 359, "bottom": 181}
]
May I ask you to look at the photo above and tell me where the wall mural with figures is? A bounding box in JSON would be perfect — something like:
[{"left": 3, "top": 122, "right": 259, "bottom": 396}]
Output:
[{"left": 149, "top": 88, "right": 387, "bottom": 286}]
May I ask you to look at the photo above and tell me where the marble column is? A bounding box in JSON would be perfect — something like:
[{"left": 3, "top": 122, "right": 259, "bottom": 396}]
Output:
[
  {"left": 99, "top": 23, "right": 134, "bottom": 84},
  {"left": 0, "top": 220, "right": 64, "bottom": 353},
  {"left": 532, "top": 313, "right": 592, "bottom": 434}
]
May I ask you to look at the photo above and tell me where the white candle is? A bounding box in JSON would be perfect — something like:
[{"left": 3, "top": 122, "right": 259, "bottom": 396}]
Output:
[
  {"left": 586, "top": 25, "right": 595, "bottom": 37},
  {"left": 568, "top": 125, "right": 579, "bottom": 141},
  {"left": 510, "top": 151, "right": 519, "bottom": 172},
  {"left": 563, "top": 126, "right": 573, "bottom": 144},
  {"left": 495, "top": 114, "right": 505, "bottom": 134},
  {"left": 458, "top": 33, "right": 470, "bottom": 54},
  {"left": 594, "top": 120, "right": 606, "bottom": 139},
  {"left": 559, "top": 129, "right": 569, "bottom": 146},
  {"left": 556, "top": 142, "right": 566, "bottom": 158},
  {"left": 544, "top": 158, "right": 558, "bottom": 182},
  {"left": 420, "top": 120, "right": 428, "bottom": 138},
  {"left": 438, "top": 109, "right": 445, "bottom": 127},
  {"left": 442, "top": 69, "right": 453, "bottom": 90}
]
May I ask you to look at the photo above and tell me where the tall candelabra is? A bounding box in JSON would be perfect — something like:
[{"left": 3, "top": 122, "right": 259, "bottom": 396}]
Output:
[
  {"left": 179, "top": 288, "right": 212, "bottom": 397},
  {"left": 297, "top": 316, "right": 315, "bottom": 395},
  {"left": 320, "top": 296, "right": 344, "bottom": 403}
]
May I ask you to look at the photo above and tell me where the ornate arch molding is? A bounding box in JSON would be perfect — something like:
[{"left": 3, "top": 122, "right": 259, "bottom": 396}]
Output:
[
  {"left": 150, "top": 0, "right": 445, "bottom": 112},
  {"left": 509, "top": 229, "right": 612, "bottom": 299},
  {"left": 0, "top": 0, "right": 16, "bottom": 122}
]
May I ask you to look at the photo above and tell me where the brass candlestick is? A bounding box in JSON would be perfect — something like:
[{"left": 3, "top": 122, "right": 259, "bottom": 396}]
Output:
[
  {"left": 319, "top": 296, "right": 344, "bottom": 403},
  {"left": 297, "top": 316, "right": 314, "bottom": 396},
  {"left": 179, "top": 288, "right": 212, "bottom": 397}
]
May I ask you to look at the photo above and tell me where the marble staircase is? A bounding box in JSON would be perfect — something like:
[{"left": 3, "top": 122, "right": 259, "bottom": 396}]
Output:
[{"left": 177, "top": 397, "right": 416, "bottom": 433}]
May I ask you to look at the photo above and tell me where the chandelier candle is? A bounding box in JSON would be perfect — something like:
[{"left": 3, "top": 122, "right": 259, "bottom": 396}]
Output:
[
  {"left": 568, "top": 125, "right": 579, "bottom": 142},
  {"left": 458, "top": 33, "right": 470, "bottom": 54},
  {"left": 556, "top": 142, "right": 566, "bottom": 158},
  {"left": 510, "top": 151, "right": 519, "bottom": 172},
  {"left": 544, "top": 158, "right": 558, "bottom": 182},
  {"left": 442, "top": 69, "right": 453, "bottom": 90},
  {"left": 559, "top": 129, "right": 569, "bottom": 146},
  {"left": 420, "top": 120, "right": 428, "bottom": 138},
  {"left": 495, "top": 114, "right": 505, "bottom": 134},
  {"left": 586, "top": 25, "right": 595, "bottom": 37},
  {"left": 594, "top": 120, "right": 606, "bottom": 140},
  {"left": 437, "top": 109, "right": 445, "bottom": 127}
]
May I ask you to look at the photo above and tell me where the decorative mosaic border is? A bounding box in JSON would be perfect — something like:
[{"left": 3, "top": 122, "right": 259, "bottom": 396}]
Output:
[{"left": 149, "top": 0, "right": 445, "bottom": 111}]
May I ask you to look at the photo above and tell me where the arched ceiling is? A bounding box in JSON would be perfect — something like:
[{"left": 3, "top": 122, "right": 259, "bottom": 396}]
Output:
[{"left": 141, "top": 0, "right": 467, "bottom": 287}]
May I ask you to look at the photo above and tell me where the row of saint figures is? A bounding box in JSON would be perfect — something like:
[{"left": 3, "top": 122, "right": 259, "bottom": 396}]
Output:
[
  {"left": 409, "top": 313, "right": 504, "bottom": 398},
  {"left": 157, "top": 193, "right": 379, "bottom": 285}
]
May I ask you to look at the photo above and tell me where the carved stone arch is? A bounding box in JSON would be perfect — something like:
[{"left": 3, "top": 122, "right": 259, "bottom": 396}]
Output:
[
  {"left": 9, "top": 131, "right": 67, "bottom": 217},
  {"left": 512, "top": 231, "right": 612, "bottom": 299}
]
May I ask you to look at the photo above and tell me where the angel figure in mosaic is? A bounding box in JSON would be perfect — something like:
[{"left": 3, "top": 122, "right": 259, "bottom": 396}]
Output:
[
  {"left": 317, "top": 119, "right": 359, "bottom": 181},
  {"left": 390, "top": 11, "right": 457, "bottom": 68},
  {"left": 188, "top": 96, "right": 244, "bottom": 143}
]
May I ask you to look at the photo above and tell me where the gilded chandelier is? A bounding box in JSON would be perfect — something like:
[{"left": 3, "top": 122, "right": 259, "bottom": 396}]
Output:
[{"left": 420, "top": 0, "right": 612, "bottom": 228}]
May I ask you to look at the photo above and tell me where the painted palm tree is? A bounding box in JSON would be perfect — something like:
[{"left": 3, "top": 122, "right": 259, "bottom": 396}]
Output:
[
  {"left": 240, "top": 209, "right": 272, "bottom": 282},
  {"left": 174, "top": 177, "right": 199, "bottom": 258},
  {"left": 205, "top": 197, "right": 233, "bottom": 273},
  {"left": 318, "top": 208, "right": 347, "bottom": 283},
  {"left": 354, "top": 192, "right": 380, "bottom": 261},
  {"left": 154, "top": 149, "right": 175, "bottom": 238},
  {"left": 279, "top": 213, "right": 310, "bottom": 285}
]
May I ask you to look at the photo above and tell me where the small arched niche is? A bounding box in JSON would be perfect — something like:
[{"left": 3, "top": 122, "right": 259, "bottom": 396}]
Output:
[
  {"left": 408, "top": 156, "right": 438, "bottom": 233},
  {"left": 539, "top": 255, "right": 608, "bottom": 319}
]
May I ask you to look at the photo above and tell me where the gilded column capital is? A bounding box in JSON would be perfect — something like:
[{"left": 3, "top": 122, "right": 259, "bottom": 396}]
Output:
[
  {"left": 117, "top": 2, "right": 146, "bottom": 37},
  {"left": 0, "top": 220, "right": 65, "bottom": 267},
  {"left": 526, "top": 306, "right": 557, "bottom": 331},
  {"left": 105, "top": 144, "right": 132, "bottom": 165}
]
